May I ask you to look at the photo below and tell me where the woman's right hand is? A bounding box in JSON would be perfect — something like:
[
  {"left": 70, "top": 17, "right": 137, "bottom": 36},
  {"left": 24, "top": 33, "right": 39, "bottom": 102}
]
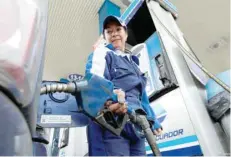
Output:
[
  {"left": 105, "top": 100, "right": 127, "bottom": 114},
  {"left": 105, "top": 89, "right": 127, "bottom": 114},
  {"left": 92, "top": 35, "right": 106, "bottom": 50}
]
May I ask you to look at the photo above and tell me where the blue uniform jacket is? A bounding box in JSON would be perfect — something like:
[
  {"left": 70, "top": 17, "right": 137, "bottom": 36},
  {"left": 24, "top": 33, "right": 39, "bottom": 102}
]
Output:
[{"left": 85, "top": 44, "right": 162, "bottom": 130}]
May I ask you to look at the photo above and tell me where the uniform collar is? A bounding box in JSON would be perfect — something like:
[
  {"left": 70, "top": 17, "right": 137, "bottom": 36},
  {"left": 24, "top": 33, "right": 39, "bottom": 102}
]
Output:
[
  {"left": 105, "top": 44, "right": 139, "bottom": 65},
  {"left": 106, "top": 44, "right": 131, "bottom": 57}
]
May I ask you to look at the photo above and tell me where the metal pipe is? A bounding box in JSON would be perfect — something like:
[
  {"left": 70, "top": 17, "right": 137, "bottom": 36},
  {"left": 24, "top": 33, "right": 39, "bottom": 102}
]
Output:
[{"left": 149, "top": 7, "right": 230, "bottom": 93}]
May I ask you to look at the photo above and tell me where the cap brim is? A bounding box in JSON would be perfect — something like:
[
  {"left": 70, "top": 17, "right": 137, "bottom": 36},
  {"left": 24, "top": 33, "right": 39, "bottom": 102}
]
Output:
[{"left": 103, "top": 16, "right": 125, "bottom": 30}]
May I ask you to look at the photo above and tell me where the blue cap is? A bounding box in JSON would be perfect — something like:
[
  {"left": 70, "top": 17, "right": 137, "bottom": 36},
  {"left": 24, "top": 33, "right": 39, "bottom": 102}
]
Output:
[{"left": 103, "top": 15, "right": 127, "bottom": 31}]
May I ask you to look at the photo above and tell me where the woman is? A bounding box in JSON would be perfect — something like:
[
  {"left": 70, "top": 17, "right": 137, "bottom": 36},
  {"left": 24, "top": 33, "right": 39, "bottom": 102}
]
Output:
[{"left": 85, "top": 15, "right": 162, "bottom": 156}]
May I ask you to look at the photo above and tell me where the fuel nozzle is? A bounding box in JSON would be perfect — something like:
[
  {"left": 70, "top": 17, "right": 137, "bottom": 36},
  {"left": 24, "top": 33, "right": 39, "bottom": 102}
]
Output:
[{"left": 40, "top": 80, "right": 88, "bottom": 95}]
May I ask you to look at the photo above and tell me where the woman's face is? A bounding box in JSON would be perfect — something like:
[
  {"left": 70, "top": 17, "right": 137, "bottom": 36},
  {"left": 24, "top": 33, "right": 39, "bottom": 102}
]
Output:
[{"left": 104, "top": 21, "right": 128, "bottom": 51}]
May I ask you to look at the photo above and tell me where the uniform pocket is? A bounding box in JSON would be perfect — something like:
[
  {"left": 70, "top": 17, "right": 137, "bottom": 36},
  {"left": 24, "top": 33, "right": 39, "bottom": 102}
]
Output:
[{"left": 112, "top": 65, "right": 132, "bottom": 79}]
